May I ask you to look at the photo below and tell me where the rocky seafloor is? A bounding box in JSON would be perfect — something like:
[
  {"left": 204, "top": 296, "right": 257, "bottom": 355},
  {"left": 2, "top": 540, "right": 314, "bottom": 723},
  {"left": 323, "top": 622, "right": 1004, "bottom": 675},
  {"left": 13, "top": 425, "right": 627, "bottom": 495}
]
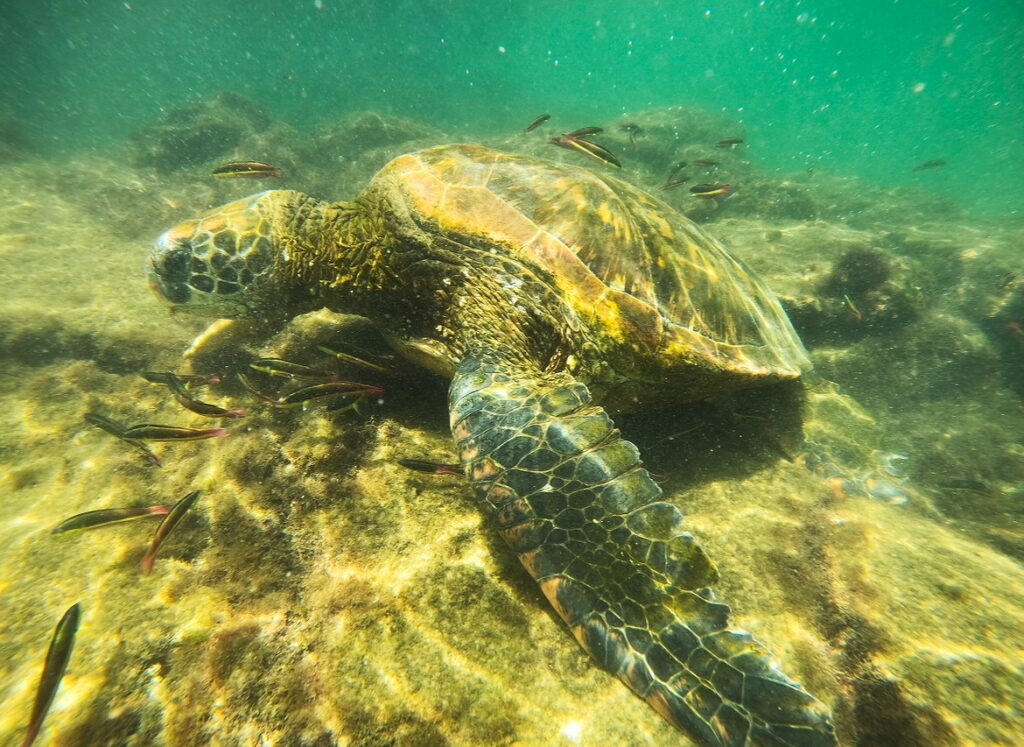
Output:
[{"left": 0, "top": 98, "right": 1022, "bottom": 745}]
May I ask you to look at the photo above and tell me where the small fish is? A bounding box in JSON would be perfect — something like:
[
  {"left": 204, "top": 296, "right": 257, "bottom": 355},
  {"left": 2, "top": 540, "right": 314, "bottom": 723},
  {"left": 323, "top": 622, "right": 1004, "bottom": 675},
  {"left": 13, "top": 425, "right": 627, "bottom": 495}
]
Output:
[
  {"left": 569, "top": 137, "right": 623, "bottom": 168},
  {"left": 141, "top": 491, "right": 201, "bottom": 575},
  {"left": 212, "top": 161, "right": 282, "bottom": 179},
  {"left": 691, "top": 159, "right": 720, "bottom": 167},
  {"left": 715, "top": 137, "right": 744, "bottom": 148},
  {"left": 85, "top": 413, "right": 162, "bottom": 467},
  {"left": 938, "top": 479, "right": 994, "bottom": 495},
  {"left": 22, "top": 603, "right": 81, "bottom": 747},
  {"left": 128, "top": 441, "right": 163, "bottom": 467},
  {"left": 249, "top": 358, "right": 336, "bottom": 381},
  {"left": 275, "top": 381, "right": 383, "bottom": 408},
  {"left": 666, "top": 161, "right": 688, "bottom": 180},
  {"left": 240, "top": 375, "right": 382, "bottom": 408},
  {"left": 550, "top": 135, "right": 622, "bottom": 168},
  {"left": 912, "top": 158, "right": 946, "bottom": 172},
  {"left": 316, "top": 345, "right": 393, "bottom": 374},
  {"left": 995, "top": 273, "right": 1018, "bottom": 292},
  {"left": 661, "top": 177, "right": 690, "bottom": 191},
  {"left": 52, "top": 505, "right": 171, "bottom": 534},
  {"left": 398, "top": 459, "right": 462, "bottom": 476},
  {"left": 120, "top": 424, "right": 228, "bottom": 441},
  {"left": 142, "top": 371, "right": 221, "bottom": 388},
  {"left": 619, "top": 123, "right": 642, "bottom": 147},
  {"left": 85, "top": 412, "right": 128, "bottom": 438},
  {"left": 524, "top": 114, "right": 551, "bottom": 133},
  {"left": 564, "top": 126, "right": 604, "bottom": 139},
  {"left": 689, "top": 183, "right": 731, "bottom": 198},
  {"left": 164, "top": 374, "right": 245, "bottom": 419},
  {"left": 842, "top": 294, "right": 863, "bottom": 321}
]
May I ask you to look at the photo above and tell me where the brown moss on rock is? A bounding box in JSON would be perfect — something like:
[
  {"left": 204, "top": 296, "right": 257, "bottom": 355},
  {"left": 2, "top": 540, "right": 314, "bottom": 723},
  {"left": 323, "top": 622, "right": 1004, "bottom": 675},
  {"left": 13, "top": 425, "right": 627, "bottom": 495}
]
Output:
[{"left": 130, "top": 92, "right": 274, "bottom": 175}]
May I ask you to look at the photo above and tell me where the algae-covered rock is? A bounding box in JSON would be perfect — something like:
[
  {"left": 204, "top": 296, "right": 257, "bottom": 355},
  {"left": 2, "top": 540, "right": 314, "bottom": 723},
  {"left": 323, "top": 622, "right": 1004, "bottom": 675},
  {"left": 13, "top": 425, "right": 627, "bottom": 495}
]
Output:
[
  {"left": 293, "top": 112, "right": 446, "bottom": 200},
  {"left": 4, "top": 307, "right": 1022, "bottom": 745},
  {"left": 306, "top": 111, "right": 442, "bottom": 158},
  {"left": 131, "top": 92, "right": 275, "bottom": 175}
]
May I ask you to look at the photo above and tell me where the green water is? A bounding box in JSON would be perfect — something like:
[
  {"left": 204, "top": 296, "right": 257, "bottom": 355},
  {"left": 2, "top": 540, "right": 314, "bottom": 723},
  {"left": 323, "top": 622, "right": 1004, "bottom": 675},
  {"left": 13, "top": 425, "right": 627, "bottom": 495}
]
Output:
[
  {"left": 3, "top": 0, "right": 1021, "bottom": 214},
  {"left": 2, "top": 3, "right": 1024, "bottom": 745}
]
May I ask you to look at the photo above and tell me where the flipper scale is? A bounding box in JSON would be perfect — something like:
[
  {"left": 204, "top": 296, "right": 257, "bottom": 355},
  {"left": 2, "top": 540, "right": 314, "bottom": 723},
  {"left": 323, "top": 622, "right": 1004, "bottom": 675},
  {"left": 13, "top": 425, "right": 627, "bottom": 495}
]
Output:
[{"left": 450, "top": 356, "right": 836, "bottom": 746}]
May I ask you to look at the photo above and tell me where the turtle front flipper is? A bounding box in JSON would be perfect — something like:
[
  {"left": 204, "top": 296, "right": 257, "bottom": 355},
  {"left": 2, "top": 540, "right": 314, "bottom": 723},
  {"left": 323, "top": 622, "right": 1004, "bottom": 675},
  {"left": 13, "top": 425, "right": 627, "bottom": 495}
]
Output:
[{"left": 450, "top": 356, "right": 836, "bottom": 746}]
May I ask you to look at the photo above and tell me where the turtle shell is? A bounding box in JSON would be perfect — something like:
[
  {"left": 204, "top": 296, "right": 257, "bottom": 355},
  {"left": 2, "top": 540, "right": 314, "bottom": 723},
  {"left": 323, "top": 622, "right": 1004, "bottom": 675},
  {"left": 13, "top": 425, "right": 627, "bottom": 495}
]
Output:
[{"left": 371, "top": 144, "right": 809, "bottom": 381}]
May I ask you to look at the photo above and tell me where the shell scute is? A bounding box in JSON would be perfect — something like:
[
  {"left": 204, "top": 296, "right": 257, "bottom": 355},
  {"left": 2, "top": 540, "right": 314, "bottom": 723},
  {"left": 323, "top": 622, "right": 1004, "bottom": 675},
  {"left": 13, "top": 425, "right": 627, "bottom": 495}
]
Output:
[{"left": 376, "top": 145, "right": 808, "bottom": 377}]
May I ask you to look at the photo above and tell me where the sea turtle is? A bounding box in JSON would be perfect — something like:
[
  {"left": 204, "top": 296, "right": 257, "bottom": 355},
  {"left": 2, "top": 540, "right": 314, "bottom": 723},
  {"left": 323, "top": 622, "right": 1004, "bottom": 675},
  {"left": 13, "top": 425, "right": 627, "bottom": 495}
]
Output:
[{"left": 147, "top": 144, "right": 835, "bottom": 745}]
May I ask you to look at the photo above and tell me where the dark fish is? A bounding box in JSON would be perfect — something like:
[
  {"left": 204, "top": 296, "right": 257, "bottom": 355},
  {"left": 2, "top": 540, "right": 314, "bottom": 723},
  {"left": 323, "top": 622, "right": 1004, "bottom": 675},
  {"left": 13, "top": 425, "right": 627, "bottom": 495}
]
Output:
[
  {"left": 564, "top": 126, "right": 604, "bottom": 139},
  {"left": 524, "top": 114, "right": 551, "bottom": 133},
  {"left": 995, "top": 273, "right": 1018, "bottom": 292},
  {"left": 52, "top": 505, "right": 171, "bottom": 534},
  {"left": 715, "top": 137, "right": 744, "bottom": 148},
  {"left": 85, "top": 412, "right": 162, "bottom": 467},
  {"left": 120, "top": 424, "right": 228, "bottom": 441},
  {"left": 141, "top": 491, "right": 200, "bottom": 575},
  {"left": 398, "top": 459, "right": 463, "bottom": 476},
  {"left": 249, "top": 358, "right": 336, "bottom": 381},
  {"left": 212, "top": 161, "right": 282, "bottom": 179},
  {"left": 172, "top": 394, "right": 245, "bottom": 419},
  {"left": 690, "top": 183, "right": 731, "bottom": 198},
  {"left": 938, "top": 479, "right": 993, "bottom": 495},
  {"left": 22, "top": 603, "right": 80, "bottom": 747},
  {"left": 316, "top": 345, "right": 392, "bottom": 374},
  {"left": 240, "top": 373, "right": 286, "bottom": 403},
  {"left": 666, "top": 161, "right": 688, "bottom": 180},
  {"left": 126, "top": 441, "right": 162, "bottom": 467},
  {"left": 240, "top": 374, "right": 382, "bottom": 408},
  {"left": 142, "top": 371, "right": 221, "bottom": 388},
  {"left": 842, "top": 294, "right": 863, "bottom": 321},
  {"left": 129, "top": 441, "right": 163, "bottom": 466},
  {"left": 692, "top": 159, "right": 720, "bottom": 167},
  {"left": 573, "top": 138, "right": 623, "bottom": 168},
  {"left": 661, "top": 177, "right": 690, "bottom": 191},
  {"left": 550, "top": 135, "right": 622, "bottom": 168},
  {"left": 164, "top": 374, "right": 245, "bottom": 419},
  {"left": 274, "top": 381, "right": 383, "bottom": 408},
  {"left": 912, "top": 158, "right": 946, "bottom": 172},
  {"left": 85, "top": 412, "right": 128, "bottom": 438},
  {"left": 620, "top": 123, "right": 642, "bottom": 147}
]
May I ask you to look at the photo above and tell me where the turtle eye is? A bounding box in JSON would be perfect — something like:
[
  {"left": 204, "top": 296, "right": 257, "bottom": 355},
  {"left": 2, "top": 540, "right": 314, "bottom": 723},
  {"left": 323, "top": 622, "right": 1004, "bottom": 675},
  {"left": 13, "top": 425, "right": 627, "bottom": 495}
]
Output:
[
  {"left": 148, "top": 235, "right": 194, "bottom": 304},
  {"left": 161, "top": 244, "right": 192, "bottom": 283}
]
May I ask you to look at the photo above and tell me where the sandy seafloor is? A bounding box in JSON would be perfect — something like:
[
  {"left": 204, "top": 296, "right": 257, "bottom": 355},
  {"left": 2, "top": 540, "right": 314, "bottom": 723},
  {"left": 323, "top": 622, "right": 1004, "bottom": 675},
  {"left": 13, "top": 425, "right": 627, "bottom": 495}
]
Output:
[{"left": 1, "top": 99, "right": 1022, "bottom": 746}]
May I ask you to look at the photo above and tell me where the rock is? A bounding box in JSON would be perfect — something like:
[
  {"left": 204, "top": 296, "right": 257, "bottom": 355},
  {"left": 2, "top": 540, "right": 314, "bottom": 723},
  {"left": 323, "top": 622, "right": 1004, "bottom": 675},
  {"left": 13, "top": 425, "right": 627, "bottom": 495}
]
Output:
[{"left": 130, "top": 92, "right": 275, "bottom": 175}]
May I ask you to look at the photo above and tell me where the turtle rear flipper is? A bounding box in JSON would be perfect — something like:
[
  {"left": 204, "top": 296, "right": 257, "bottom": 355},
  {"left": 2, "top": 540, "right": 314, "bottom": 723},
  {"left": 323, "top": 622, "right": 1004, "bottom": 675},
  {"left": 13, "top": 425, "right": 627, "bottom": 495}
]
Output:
[{"left": 450, "top": 355, "right": 836, "bottom": 746}]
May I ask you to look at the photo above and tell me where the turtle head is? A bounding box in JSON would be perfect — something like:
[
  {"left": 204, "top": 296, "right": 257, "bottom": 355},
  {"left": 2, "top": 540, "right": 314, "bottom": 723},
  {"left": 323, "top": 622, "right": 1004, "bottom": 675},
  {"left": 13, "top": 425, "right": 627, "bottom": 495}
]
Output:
[{"left": 148, "top": 191, "right": 285, "bottom": 317}]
